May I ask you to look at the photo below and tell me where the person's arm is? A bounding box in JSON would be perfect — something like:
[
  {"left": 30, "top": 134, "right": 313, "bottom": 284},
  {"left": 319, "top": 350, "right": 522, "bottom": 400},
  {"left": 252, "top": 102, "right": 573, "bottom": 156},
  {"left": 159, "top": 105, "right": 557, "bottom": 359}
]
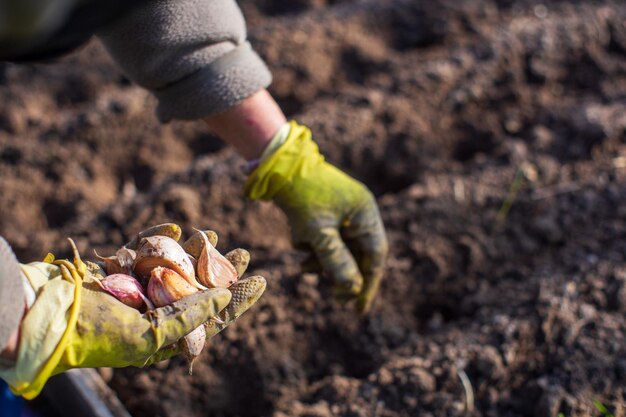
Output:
[
  {"left": 97, "top": 0, "right": 283, "bottom": 160},
  {"left": 203, "top": 89, "right": 285, "bottom": 161},
  {"left": 0, "top": 227, "right": 265, "bottom": 399},
  {"left": 97, "top": 0, "right": 388, "bottom": 313},
  {"left": 97, "top": 0, "right": 272, "bottom": 123}
]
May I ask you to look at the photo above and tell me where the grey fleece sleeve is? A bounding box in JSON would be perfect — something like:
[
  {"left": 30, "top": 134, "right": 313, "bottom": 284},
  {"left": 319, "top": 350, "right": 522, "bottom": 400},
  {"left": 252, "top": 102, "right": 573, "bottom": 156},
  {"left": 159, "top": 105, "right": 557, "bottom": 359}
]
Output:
[{"left": 97, "top": 0, "right": 272, "bottom": 122}]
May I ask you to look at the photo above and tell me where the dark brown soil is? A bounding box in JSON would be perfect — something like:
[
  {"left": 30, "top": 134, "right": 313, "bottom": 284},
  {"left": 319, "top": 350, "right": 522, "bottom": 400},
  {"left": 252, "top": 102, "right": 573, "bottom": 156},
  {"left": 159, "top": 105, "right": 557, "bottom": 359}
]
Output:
[{"left": 1, "top": 0, "right": 625, "bottom": 416}]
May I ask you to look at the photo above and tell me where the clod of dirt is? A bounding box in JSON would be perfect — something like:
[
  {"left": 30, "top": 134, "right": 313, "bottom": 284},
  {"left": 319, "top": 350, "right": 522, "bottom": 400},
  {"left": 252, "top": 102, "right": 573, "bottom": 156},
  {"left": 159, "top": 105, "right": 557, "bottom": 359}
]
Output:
[{"left": 1, "top": 0, "right": 625, "bottom": 416}]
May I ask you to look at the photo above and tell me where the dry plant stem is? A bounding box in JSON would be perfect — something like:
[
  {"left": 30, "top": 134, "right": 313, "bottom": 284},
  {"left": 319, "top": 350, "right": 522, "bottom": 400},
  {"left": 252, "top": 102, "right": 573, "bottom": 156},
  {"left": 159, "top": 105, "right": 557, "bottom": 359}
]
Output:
[
  {"left": 495, "top": 168, "right": 527, "bottom": 228},
  {"left": 495, "top": 163, "right": 538, "bottom": 229},
  {"left": 457, "top": 368, "right": 475, "bottom": 413}
]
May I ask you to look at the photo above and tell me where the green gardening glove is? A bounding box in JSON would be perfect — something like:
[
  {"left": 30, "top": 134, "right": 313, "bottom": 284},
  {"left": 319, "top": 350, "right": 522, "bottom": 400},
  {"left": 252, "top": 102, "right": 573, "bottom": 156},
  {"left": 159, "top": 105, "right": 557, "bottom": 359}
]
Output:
[
  {"left": 245, "top": 121, "right": 388, "bottom": 313},
  {"left": 6, "top": 256, "right": 229, "bottom": 399},
  {"left": 3, "top": 233, "right": 265, "bottom": 399}
]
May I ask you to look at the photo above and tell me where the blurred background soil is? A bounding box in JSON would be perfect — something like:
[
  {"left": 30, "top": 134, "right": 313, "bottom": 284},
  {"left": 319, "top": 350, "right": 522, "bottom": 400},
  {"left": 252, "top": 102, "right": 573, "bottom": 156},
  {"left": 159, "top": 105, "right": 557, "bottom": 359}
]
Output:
[{"left": 1, "top": 0, "right": 626, "bottom": 416}]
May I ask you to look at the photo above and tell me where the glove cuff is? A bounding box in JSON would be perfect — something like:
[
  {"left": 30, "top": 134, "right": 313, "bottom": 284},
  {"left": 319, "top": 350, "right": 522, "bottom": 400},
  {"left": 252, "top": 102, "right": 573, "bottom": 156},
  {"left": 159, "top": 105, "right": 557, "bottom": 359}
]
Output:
[
  {"left": 244, "top": 121, "right": 325, "bottom": 200},
  {"left": 241, "top": 121, "right": 291, "bottom": 174},
  {"left": 260, "top": 122, "right": 292, "bottom": 161}
]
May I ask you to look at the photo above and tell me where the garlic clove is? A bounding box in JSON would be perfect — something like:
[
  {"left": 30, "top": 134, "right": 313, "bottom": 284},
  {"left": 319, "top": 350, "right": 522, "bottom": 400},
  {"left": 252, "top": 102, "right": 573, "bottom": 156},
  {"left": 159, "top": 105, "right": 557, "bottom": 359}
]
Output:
[
  {"left": 182, "top": 229, "right": 218, "bottom": 258},
  {"left": 179, "top": 325, "right": 206, "bottom": 375},
  {"left": 116, "top": 247, "right": 136, "bottom": 270},
  {"left": 134, "top": 235, "right": 205, "bottom": 290},
  {"left": 96, "top": 273, "right": 153, "bottom": 310},
  {"left": 147, "top": 266, "right": 199, "bottom": 308},
  {"left": 196, "top": 231, "right": 238, "bottom": 288}
]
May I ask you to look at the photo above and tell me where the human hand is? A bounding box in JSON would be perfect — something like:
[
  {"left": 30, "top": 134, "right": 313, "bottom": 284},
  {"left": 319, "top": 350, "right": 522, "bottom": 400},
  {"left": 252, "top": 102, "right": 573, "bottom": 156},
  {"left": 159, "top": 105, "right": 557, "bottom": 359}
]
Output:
[
  {"left": 245, "top": 122, "right": 388, "bottom": 313},
  {"left": 6, "top": 226, "right": 265, "bottom": 399}
]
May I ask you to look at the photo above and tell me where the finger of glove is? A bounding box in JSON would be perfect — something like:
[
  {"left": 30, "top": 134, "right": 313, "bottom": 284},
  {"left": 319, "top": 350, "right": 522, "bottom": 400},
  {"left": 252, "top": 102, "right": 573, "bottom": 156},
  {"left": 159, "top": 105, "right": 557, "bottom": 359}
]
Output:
[
  {"left": 145, "top": 288, "right": 231, "bottom": 348},
  {"left": 342, "top": 195, "right": 388, "bottom": 314},
  {"left": 205, "top": 275, "right": 266, "bottom": 338},
  {"left": 142, "top": 278, "right": 265, "bottom": 366},
  {"left": 309, "top": 227, "right": 364, "bottom": 301},
  {"left": 225, "top": 248, "right": 250, "bottom": 278},
  {"left": 143, "top": 276, "right": 262, "bottom": 366},
  {"left": 143, "top": 344, "right": 181, "bottom": 366}
]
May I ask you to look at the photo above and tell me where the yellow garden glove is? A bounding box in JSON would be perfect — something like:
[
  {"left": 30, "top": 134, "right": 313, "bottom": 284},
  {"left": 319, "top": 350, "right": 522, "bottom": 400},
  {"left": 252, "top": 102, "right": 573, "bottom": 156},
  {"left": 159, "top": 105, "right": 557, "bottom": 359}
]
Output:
[
  {"left": 245, "top": 121, "right": 388, "bottom": 313},
  {"left": 1, "top": 231, "right": 265, "bottom": 399}
]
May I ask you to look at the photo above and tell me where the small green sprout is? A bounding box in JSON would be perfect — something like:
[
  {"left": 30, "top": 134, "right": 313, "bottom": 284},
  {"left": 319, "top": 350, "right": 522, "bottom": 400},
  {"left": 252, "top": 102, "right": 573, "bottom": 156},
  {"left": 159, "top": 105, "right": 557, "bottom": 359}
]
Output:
[
  {"left": 495, "top": 162, "right": 538, "bottom": 228},
  {"left": 593, "top": 400, "right": 614, "bottom": 417}
]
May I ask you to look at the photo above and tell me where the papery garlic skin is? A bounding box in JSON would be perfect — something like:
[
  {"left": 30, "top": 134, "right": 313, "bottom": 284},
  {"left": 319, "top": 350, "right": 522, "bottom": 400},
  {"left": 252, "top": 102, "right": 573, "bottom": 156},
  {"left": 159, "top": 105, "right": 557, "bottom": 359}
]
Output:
[
  {"left": 197, "top": 231, "right": 238, "bottom": 288},
  {"left": 99, "top": 273, "right": 152, "bottom": 310},
  {"left": 134, "top": 235, "right": 205, "bottom": 290},
  {"left": 147, "top": 266, "right": 199, "bottom": 307},
  {"left": 95, "top": 247, "right": 136, "bottom": 275}
]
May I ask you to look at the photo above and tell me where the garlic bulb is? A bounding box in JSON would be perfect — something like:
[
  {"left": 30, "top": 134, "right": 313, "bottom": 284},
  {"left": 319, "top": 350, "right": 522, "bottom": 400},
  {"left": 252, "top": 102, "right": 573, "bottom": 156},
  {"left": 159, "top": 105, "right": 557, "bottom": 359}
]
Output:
[
  {"left": 196, "top": 231, "right": 238, "bottom": 288},
  {"left": 96, "top": 273, "right": 154, "bottom": 310},
  {"left": 134, "top": 235, "right": 205, "bottom": 290},
  {"left": 147, "top": 266, "right": 199, "bottom": 307}
]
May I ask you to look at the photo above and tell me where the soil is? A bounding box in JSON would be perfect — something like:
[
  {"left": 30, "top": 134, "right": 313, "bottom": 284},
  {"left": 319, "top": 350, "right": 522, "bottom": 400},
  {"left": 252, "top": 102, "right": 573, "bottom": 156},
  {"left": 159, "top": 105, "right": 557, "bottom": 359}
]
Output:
[{"left": 1, "top": 0, "right": 625, "bottom": 416}]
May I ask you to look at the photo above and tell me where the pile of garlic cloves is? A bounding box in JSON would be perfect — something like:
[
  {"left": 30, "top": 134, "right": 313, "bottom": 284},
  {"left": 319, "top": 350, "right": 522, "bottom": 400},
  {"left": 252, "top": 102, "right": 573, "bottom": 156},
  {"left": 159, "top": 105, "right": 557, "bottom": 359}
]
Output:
[{"left": 92, "top": 224, "right": 250, "bottom": 374}]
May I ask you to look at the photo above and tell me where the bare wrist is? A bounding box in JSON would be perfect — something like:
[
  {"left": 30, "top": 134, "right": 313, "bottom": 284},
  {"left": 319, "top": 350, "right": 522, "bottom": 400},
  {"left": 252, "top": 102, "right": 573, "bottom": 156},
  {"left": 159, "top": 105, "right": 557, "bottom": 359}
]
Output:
[{"left": 203, "top": 89, "right": 287, "bottom": 161}]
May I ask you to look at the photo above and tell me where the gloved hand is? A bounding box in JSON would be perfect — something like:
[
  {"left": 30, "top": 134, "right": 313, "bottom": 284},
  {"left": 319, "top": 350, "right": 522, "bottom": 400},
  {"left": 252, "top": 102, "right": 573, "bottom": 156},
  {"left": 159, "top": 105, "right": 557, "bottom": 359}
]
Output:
[
  {"left": 245, "top": 121, "right": 388, "bottom": 313},
  {"left": 3, "top": 226, "right": 265, "bottom": 399}
]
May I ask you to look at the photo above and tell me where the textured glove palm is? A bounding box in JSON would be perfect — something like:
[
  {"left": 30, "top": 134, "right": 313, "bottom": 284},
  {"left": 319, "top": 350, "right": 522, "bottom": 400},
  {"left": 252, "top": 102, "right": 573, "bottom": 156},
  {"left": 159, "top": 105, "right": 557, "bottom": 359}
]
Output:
[{"left": 245, "top": 122, "right": 388, "bottom": 313}]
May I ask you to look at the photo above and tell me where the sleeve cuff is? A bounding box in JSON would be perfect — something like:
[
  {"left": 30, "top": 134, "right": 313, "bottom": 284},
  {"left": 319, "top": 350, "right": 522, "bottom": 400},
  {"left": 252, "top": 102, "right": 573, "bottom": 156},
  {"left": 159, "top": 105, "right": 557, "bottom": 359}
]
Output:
[{"left": 154, "top": 42, "right": 272, "bottom": 122}]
